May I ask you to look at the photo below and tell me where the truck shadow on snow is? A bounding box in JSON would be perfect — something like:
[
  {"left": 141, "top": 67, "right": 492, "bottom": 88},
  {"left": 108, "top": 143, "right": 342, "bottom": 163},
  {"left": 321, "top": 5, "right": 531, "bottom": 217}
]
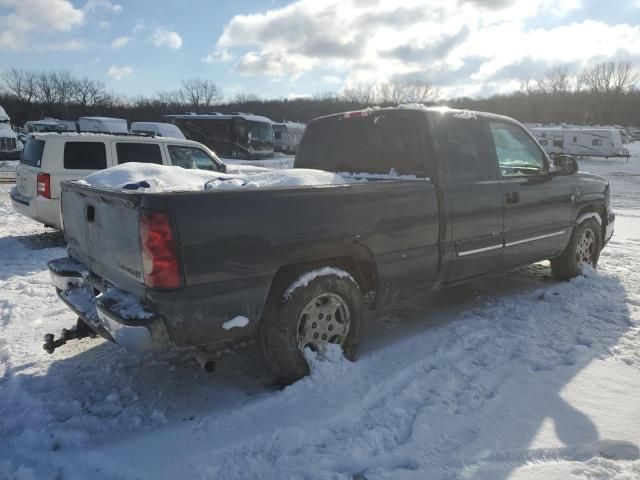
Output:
[{"left": 6, "top": 262, "right": 637, "bottom": 479}]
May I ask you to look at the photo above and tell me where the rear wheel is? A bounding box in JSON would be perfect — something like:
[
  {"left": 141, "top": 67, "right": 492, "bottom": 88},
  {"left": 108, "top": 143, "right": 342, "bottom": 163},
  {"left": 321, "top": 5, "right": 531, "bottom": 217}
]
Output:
[
  {"left": 550, "top": 217, "right": 602, "bottom": 280},
  {"left": 259, "top": 270, "right": 363, "bottom": 385}
]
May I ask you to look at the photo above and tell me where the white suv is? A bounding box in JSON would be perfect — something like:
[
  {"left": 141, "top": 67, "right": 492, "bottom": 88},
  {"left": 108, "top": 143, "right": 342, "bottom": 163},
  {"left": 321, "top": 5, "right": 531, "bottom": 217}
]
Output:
[{"left": 11, "top": 133, "right": 227, "bottom": 229}]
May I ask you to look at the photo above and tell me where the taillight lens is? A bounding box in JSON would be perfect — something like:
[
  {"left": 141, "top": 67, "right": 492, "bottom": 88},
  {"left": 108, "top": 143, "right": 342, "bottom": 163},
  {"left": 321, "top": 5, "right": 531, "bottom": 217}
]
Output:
[
  {"left": 37, "top": 173, "right": 51, "bottom": 199},
  {"left": 139, "top": 211, "right": 182, "bottom": 289}
]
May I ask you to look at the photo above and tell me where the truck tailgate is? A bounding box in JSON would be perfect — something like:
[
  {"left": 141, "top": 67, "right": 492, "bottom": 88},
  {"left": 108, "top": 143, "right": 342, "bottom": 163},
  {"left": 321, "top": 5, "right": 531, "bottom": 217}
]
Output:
[{"left": 61, "top": 183, "right": 147, "bottom": 295}]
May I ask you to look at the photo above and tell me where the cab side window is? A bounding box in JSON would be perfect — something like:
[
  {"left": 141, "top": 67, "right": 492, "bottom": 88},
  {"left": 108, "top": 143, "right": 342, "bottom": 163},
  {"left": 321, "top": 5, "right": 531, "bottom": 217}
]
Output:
[
  {"left": 116, "top": 143, "right": 162, "bottom": 165},
  {"left": 489, "top": 122, "right": 546, "bottom": 177},
  {"left": 442, "top": 117, "right": 493, "bottom": 182}
]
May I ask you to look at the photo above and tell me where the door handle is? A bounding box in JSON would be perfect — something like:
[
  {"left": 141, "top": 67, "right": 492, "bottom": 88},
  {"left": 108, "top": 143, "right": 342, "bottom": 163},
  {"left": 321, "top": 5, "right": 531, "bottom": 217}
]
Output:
[{"left": 505, "top": 192, "right": 520, "bottom": 204}]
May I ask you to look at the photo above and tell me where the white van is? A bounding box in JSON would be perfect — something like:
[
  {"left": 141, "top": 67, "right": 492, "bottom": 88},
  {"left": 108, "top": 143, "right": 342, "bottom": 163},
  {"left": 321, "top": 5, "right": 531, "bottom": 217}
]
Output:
[
  {"left": 10, "top": 133, "right": 227, "bottom": 228},
  {"left": 0, "top": 106, "right": 21, "bottom": 160},
  {"left": 78, "top": 117, "right": 128, "bottom": 134},
  {"left": 130, "top": 122, "right": 185, "bottom": 139}
]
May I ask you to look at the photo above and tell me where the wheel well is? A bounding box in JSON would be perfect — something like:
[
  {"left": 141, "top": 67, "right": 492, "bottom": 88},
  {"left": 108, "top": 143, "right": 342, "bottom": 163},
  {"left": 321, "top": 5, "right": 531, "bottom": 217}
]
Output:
[
  {"left": 576, "top": 204, "right": 607, "bottom": 239},
  {"left": 266, "top": 255, "right": 377, "bottom": 307}
]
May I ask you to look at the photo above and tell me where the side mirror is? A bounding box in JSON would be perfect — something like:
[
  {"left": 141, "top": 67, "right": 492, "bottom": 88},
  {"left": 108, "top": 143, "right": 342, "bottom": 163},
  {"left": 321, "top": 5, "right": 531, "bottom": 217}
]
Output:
[{"left": 552, "top": 155, "right": 578, "bottom": 176}]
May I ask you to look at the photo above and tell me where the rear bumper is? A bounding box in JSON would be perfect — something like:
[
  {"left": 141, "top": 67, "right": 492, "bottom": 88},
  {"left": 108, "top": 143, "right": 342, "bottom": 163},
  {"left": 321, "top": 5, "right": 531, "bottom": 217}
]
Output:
[
  {"left": 10, "top": 188, "right": 62, "bottom": 228},
  {"left": 48, "top": 257, "right": 167, "bottom": 350}
]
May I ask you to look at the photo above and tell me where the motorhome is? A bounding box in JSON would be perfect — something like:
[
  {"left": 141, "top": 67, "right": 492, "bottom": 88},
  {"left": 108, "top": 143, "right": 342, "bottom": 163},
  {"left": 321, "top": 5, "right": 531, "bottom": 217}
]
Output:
[
  {"left": 165, "top": 113, "right": 274, "bottom": 159},
  {"left": 527, "top": 126, "right": 630, "bottom": 159},
  {"left": 130, "top": 122, "right": 186, "bottom": 139},
  {"left": 272, "top": 122, "right": 306, "bottom": 154},
  {"left": 78, "top": 116, "right": 128, "bottom": 134},
  {"left": 0, "top": 106, "right": 21, "bottom": 160}
]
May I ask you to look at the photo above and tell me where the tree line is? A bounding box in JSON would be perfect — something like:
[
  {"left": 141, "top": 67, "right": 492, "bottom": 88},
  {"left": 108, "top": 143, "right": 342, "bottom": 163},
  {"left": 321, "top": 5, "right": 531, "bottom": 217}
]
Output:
[{"left": 1, "top": 61, "right": 638, "bottom": 128}]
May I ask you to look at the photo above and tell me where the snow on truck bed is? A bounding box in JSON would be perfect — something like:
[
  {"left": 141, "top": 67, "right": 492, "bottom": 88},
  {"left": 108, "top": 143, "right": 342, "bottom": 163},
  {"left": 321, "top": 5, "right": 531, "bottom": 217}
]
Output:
[
  {"left": 77, "top": 162, "right": 422, "bottom": 193},
  {"left": 77, "top": 163, "right": 351, "bottom": 192}
]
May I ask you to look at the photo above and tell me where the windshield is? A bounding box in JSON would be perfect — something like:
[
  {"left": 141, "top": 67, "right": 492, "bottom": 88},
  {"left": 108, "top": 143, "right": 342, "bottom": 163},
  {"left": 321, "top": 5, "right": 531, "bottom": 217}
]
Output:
[{"left": 246, "top": 121, "right": 273, "bottom": 150}]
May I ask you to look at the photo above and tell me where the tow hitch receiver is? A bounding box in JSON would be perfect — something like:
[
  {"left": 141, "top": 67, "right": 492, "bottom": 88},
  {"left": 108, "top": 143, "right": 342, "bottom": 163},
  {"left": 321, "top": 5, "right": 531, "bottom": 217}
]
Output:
[{"left": 43, "top": 318, "right": 97, "bottom": 354}]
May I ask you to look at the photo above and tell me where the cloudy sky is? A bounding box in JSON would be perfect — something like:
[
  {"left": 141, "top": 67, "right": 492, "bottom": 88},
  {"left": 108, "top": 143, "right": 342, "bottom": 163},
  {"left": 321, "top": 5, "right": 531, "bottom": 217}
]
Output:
[{"left": 1, "top": 0, "right": 639, "bottom": 100}]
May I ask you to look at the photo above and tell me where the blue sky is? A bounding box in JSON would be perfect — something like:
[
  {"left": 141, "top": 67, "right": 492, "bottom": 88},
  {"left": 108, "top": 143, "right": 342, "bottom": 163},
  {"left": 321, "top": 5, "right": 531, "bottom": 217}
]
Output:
[{"left": 1, "top": 0, "right": 639, "bottom": 100}]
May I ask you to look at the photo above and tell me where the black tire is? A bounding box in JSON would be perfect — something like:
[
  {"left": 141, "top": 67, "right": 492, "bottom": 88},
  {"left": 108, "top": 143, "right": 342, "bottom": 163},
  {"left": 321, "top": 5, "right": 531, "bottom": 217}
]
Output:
[
  {"left": 550, "top": 217, "right": 602, "bottom": 280},
  {"left": 259, "top": 271, "right": 364, "bottom": 385}
]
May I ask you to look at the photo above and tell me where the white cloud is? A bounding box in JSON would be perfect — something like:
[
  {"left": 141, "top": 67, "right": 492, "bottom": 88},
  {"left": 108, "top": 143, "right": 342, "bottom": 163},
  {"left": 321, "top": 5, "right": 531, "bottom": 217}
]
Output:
[
  {"left": 111, "top": 36, "right": 131, "bottom": 48},
  {"left": 107, "top": 65, "right": 134, "bottom": 80},
  {"left": 150, "top": 27, "right": 182, "bottom": 50},
  {"left": 83, "top": 0, "right": 122, "bottom": 14},
  {"left": 43, "top": 39, "right": 87, "bottom": 51},
  {"left": 0, "top": 0, "right": 84, "bottom": 50},
  {"left": 322, "top": 75, "right": 343, "bottom": 84},
  {"left": 206, "top": 0, "right": 639, "bottom": 97}
]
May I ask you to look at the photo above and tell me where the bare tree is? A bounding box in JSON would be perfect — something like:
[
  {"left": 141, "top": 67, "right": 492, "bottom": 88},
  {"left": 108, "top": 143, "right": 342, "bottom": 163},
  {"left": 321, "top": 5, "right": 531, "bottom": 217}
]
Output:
[
  {"left": 1, "top": 68, "right": 38, "bottom": 105},
  {"left": 233, "top": 92, "right": 260, "bottom": 103},
  {"left": 73, "top": 77, "right": 105, "bottom": 111},
  {"left": 341, "top": 82, "right": 376, "bottom": 104},
  {"left": 180, "top": 78, "right": 222, "bottom": 112},
  {"left": 36, "top": 71, "right": 57, "bottom": 106},
  {"left": 582, "top": 61, "right": 639, "bottom": 123}
]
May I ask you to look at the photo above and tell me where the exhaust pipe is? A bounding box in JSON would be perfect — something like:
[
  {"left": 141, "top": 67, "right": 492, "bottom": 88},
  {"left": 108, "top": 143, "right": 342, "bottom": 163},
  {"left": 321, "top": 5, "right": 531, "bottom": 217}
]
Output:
[{"left": 195, "top": 351, "right": 216, "bottom": 373}]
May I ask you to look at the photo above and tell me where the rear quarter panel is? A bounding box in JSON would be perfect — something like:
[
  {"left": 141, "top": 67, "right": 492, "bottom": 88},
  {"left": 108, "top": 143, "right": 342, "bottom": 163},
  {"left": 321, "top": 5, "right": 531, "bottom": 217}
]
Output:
[{"left": 141, "top": 179, "right": 440, "bottom": 347}]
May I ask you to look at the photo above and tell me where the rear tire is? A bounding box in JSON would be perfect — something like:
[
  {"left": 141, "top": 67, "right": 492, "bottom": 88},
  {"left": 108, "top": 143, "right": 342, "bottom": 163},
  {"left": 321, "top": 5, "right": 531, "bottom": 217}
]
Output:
[
  {"left": 550, "top": 217, "right": 602, "bottom": 280},
  {"left": 259, "top": 270, "right": 363, "bottom": 385}
]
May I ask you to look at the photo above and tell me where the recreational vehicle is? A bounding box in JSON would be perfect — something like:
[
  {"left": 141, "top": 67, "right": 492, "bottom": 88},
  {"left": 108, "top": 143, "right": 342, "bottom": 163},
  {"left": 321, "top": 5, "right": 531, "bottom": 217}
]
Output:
[
  {"left": 528, "top": 126, "right": 629, "bottom": 159},
  {"left": 272, "top": 122, "right": 306, "bottom": 154},
  {"left": 78, "top": 117, "right": 128, "bottom": 134},
  {"left": 165, "top": 113, "right": 274, "bottom": 160},
  {"left": 130, "top": 122, "right": 186, "bottom": 139},
  {"left": 0, "top": 106, "right": 20, "bottom": 160}
]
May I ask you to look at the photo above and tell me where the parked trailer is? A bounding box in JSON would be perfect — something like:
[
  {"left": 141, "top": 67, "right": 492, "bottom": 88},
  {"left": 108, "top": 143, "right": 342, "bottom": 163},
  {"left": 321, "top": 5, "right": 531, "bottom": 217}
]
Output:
[
  {"left": 78, "top": 117, "right": 128, "bottom": 134},
  {"left": 273, "top": 122, "right": 306, "bottom": 154},
  {"left": 527, "top": 126, "right": 629, "bottom": 159}
]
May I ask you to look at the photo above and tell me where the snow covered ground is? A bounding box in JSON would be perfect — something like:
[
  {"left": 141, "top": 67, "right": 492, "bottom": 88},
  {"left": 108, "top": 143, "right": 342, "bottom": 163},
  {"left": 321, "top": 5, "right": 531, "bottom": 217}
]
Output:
[{"left": 1, "top": 146, "right": 639, "bottom": 480}]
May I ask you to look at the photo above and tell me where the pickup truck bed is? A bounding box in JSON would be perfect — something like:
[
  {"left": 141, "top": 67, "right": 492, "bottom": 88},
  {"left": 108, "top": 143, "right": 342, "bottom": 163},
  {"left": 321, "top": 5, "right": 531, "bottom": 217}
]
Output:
[{"left": 58, "top": 176, "right": 439, "bottom": 348}]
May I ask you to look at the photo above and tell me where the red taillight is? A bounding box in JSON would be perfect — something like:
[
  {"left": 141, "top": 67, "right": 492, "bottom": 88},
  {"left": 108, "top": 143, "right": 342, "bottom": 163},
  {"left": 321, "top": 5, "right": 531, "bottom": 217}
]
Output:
[
  {"left": 37, "top": 173, "right": 51, "bottom": 199},
  {"left": 139, "top": 211, "right": 182, "bottom": 289}
]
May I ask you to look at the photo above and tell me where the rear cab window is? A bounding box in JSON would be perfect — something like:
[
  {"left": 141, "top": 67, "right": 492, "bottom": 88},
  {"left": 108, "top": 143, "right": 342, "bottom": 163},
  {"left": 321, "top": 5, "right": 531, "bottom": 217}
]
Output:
[
  {"left": 20, "top": 138, "right": 45, "bottom": 168},
  {"left": 116, "top": 143, "right": 163, "bottom": 165},
  {"left": 63, "top": 142, "right": 107, "bottom": 170},
  {"left": 296, "top": 110, "right": 430, "bottom": 177}
]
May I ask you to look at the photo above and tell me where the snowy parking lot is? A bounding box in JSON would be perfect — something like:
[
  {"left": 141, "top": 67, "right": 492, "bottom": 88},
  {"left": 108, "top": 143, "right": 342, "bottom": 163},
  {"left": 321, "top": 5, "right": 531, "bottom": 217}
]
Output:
[{"left": 1, "top": 150, "right": 639, "bottom": 480}]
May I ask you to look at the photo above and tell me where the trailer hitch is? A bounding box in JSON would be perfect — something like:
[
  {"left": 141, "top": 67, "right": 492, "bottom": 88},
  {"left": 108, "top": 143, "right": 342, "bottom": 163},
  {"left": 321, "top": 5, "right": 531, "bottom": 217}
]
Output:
[{"left": 43, "top": 318, "right": 97, "bottom": 354}]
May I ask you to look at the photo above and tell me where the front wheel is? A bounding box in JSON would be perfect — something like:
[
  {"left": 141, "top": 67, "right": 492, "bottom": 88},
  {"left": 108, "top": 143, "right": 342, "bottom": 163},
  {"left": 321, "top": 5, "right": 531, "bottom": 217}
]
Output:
[
  {"left": 550, "top": 217, "right": 602, "bottom": 280},
  {"left": 259, "top": 270, "right": 363, "bottom": 385}
]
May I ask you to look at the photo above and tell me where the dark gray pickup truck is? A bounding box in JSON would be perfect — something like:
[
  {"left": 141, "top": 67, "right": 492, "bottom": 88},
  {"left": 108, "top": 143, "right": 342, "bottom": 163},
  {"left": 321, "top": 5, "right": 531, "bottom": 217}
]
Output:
[{"left": 47, "top": 107, "right": 614, "bottom": 383}]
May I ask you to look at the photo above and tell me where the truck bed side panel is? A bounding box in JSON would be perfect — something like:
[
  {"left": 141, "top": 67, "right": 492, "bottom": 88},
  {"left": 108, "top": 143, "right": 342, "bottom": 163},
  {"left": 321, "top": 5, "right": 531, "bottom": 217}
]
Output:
[{"left": 140, "top": 180, "right": 439, "bottom": 347}]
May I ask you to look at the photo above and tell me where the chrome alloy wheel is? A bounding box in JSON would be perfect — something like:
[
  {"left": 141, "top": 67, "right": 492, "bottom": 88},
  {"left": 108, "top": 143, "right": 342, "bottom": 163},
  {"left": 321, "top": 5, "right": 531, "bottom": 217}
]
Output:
[
  {"left": 576, "top": 227, "right": 596, "bottom": 265},
  {"left": 296, "top": 293, "right": 351, "bottom": 352}
]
